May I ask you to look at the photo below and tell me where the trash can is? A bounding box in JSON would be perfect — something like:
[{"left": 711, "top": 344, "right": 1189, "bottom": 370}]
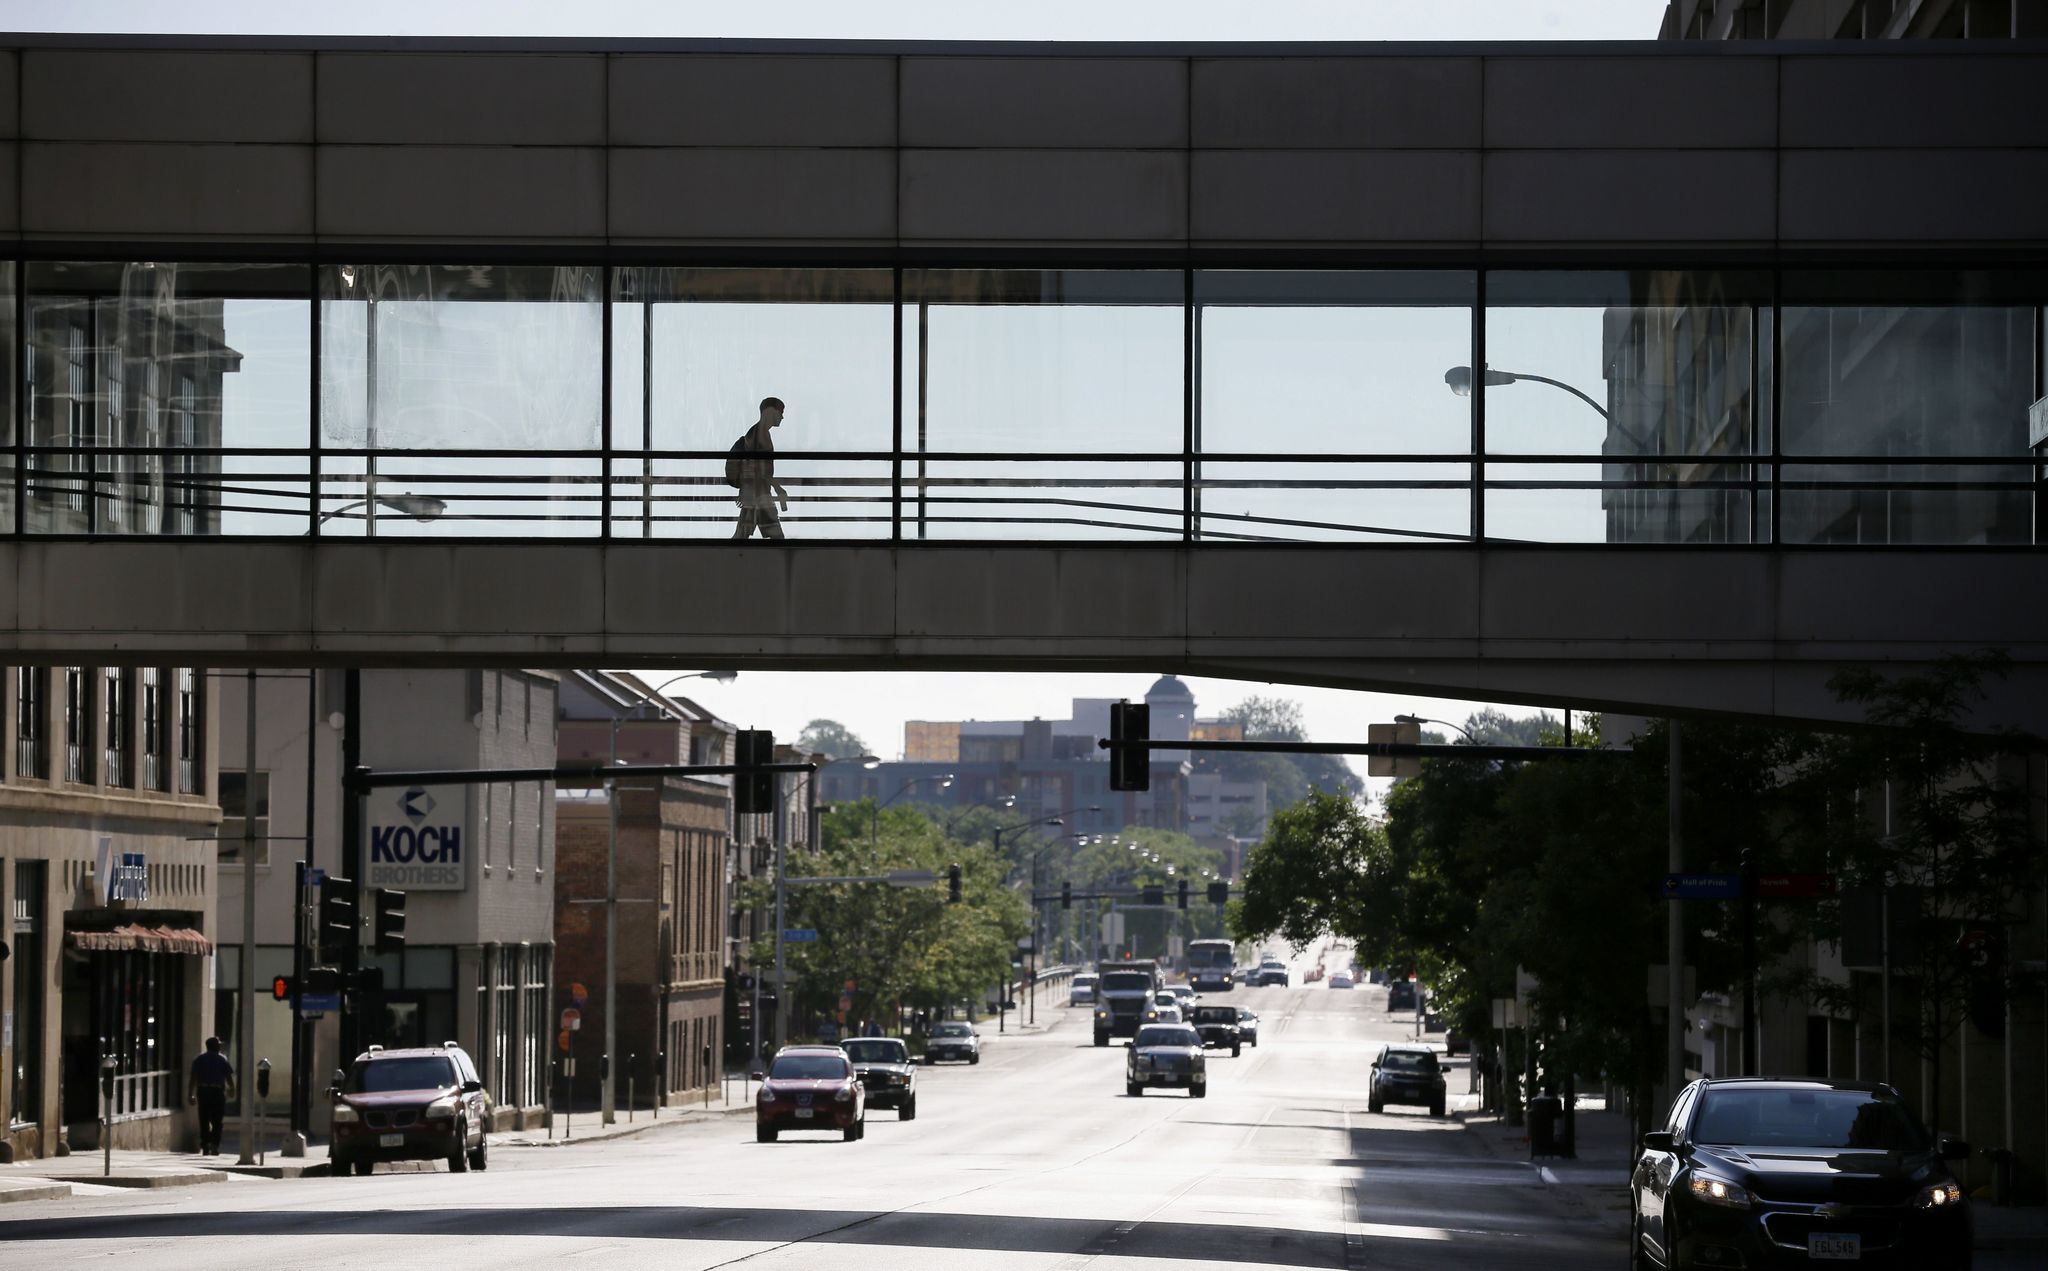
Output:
[{"left": 1527, "top": 1092, "right": 1563, "bottom": 1159}]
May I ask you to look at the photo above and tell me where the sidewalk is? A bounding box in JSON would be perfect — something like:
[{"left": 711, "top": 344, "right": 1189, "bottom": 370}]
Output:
[{"left": 0, "top": 1097, "right": 756, "bottom": 1202}]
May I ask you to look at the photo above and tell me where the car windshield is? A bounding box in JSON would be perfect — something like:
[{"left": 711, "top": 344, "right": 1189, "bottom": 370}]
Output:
[
  {"left": 1154, "top": 991, "right": 1177, "bottom": 1004},
  {"left": 842, "top": 1040, "right": 906, "bottom": 1064},
  {"left": 1192, "top": 1007, "right": 1236, "bottom": 1024},
  {"left": 1101, "top": 972, "right": 1152, "bottom": 992},
  {"left": 1380, "top": 1051, "right": 1439, "bottom": 1073},
  {"left": 1261, "top": 961, "right": 1286, "bottom": 971},
  {"left": 347, "top": 1056, "right": 457, "bottom": 1093},
  {"left": 933, "top": 1023, "right": 973, "bottom": 1038},
  {"left": 769, "top": 1054, "right": 850, "bottom": 1080},
  {"left": 1135, "top": 1027, "right": 1199, "bottom": 1048},
  {"left": 1693, "top": 1087, "right": 1931, "bottom": 1150},
  {"left": 1237, "top": 1008, "right": 1255, "bottom": 1020}
]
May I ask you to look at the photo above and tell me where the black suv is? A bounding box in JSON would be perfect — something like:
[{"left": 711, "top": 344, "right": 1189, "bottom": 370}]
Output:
[
  {"left": 1188, "top": 1005, "right": 1243, "bottom": 1056},
  {"left": 842, "top": 1037, "right": 918, "bottom": 1119},
  {"left": 1368, "top": 1043, "right": 1446, "bottom": 1117},
  {"left": 329, "top": 1043, "right": 491, "bottom": 1175}
]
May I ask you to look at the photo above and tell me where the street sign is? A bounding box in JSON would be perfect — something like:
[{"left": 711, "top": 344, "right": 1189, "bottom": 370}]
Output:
[
  {"left": 1755, "top": 873, "right": 1836, "bottom": 900},
  {"left": 783, "top": 929, "right": 819, "bottom": 943},
  {"left": 560, "top": 1007, "right": 582, "bottom": 1032},
  {"left": 1663, "top": 873, "right": 1743, "bottom": 900},
  {"left": 885, "top": 869, "right": 936, "bottom": 886},
  {"left": 307, "top": 868, "right": 326, "bottom": 886},
  {"left": 299, "top": 993, "right": 340, "bottom": 1014},
  {"left": 569, "top": 982, "right": 589, "bottom": 1009}
]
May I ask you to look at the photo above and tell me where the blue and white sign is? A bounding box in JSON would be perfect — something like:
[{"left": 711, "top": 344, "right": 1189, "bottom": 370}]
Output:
[
  {"left": 1663, "top": 873, "right": 1743, "bottom": 901},
  {"left": 366, "top": 785, "right": 468, "bottom": 891},
  {"left": 782, "top": 929, "right": 819, "bottom": 943},
  {"left": 98, "top": 837, "right": 149, "bottom": 904}
]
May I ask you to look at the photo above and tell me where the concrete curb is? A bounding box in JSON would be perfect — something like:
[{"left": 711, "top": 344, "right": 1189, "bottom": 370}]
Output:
[
  {"left": 34, "top": 1171, "right": 228, "bottom": 1190},
  {"left": 500, "top": 1102, "right": 754, "bottom": 1149},
  {"left": 0, "top": 1181, "right": 73, "bottom": 1203}
]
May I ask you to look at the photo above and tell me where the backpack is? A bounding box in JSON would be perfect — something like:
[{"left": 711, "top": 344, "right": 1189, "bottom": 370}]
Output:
[{"left": 724, "top": 434, "right": 749, "bottom": 488}]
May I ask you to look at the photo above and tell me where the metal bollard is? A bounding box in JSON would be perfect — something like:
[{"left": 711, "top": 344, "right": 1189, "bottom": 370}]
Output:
[
  {"left": 628, "top": 1052, "right": 635, "bottom": 1124},
  {"left": 703, "top": 1045, "right": 712, "bottom": 1108}
]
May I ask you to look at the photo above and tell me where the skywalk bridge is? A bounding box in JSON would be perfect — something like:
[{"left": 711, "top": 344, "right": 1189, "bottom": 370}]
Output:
[{"left": 0, "top": 35, "right": 2044, "bottom": 727}]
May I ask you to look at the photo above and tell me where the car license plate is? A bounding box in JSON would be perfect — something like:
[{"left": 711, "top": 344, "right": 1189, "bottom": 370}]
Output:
[
  {"left": 1808, "top": 1233, "right": 1860, "bottom": 1260},
  {"left": 794, "top": 1108, "right": 814, "bottom": 1119},
  {"left": 378, "top": 1133, "right": 404, "bottom": 1148}
]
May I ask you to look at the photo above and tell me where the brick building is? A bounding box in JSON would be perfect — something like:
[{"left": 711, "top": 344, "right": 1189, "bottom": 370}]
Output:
[{"left": 556, "top": 672, "right": 735, "bottom": 1110}]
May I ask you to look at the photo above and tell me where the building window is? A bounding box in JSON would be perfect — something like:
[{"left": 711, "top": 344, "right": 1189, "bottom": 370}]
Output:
[
  {"left": 16, "top": 666, "right": 46, "bottom": 778},
  {"left": 523, "top": 946, "right": 550, "bottom": 1110},
  {"left": 142, "top": 667, "right": 167, "bottom": 791},
  {"left": 217, "top": 771, "right": 270, "bottom": 866},
  {"left": 63, "top": 666, "right": 92, "bottom": 783},
  {"left": 104, "top": 667, "right": 130, "bottom": 786},
  {"left": 176, "top": 668, "right": 200, "bottom": 794}
]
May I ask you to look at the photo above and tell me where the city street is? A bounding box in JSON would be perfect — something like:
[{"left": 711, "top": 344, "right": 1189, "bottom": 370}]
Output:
[{"left": 0, "top": 946, "right": 1627, "bottom": 1270}]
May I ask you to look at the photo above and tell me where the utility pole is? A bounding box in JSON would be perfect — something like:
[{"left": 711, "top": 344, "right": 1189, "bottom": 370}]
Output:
[
  {"left": 603, "top": 757, "right": 619, "bottom": 1125},
  {"left": 339, "top": 670, "right": 363, "bottom": 1065},
  {"left": 236, "top": 669, "right": 259, "bottom": 1165}
]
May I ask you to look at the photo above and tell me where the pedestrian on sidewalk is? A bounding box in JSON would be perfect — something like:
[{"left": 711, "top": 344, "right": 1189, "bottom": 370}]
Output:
[{"left": 187, "top": 1036, "right": 235, "bottom": 1154}]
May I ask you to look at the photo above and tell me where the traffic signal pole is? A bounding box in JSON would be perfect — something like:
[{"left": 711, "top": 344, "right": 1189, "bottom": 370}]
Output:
[
  {"left": 237, "top": 669, "right": 259, "bottom": 1166},
  {"left": 339, "top": 669, "right": 362, "bottom": 1067}
]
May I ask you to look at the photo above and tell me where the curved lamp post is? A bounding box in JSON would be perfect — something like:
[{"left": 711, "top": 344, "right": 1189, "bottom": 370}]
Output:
[
  {"left": 1444, "top": 364, "right": 1610, "bottom": 420},
  {"left": 1393, "top": 712, "right": 1476, "bottom": 743},
  {"left": 315, "top": 492, "right": 448, "bottom": 529}
]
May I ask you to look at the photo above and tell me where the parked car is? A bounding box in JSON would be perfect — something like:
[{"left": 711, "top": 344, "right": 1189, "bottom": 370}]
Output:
[
  {"left": 1444, "top": 1026, "right": 1471, "bottom": 1056},
  {"left": 1125, "top": 1024, "right": 1207, "bottom": 1098},
  {"left": 1369, "top": 1043, "right": 1447, "bottom": 1117},
  {"left": 1631, "top": 1078, "right": 1971, "bottom": 1271},
  {"left": 1188, "top": 1005, "right": 1243, "bottom": 1056},
  {"left": 1234, "top": 1007, "right": 1261, "bottom": 1047},
  {"left": 1070, "top": 973, "right": 1099, "bottom": 1005},
  {"left": 1328, "top": 971, "right": 1355, "bottom": 989},
  {"left": 756, "top": 1045, "right": 866, "bottom": 1142},
  {"left": 924, "top": 1021, "right": 981, "bottom": 1065},
  {"left": 329, "top": 1043, "right": 492, "bottom": 1176},
  {"left": 1387, "top": 980, "right": 1418, "bottom": 1012},
  {"left": 841, "top": 1037, "right": 918, "bottom": 1119}
]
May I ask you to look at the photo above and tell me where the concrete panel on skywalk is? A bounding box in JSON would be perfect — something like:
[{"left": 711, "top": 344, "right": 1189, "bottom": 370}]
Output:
[
  {"left": 23, "top": 50, "right": 310, "bottom": 143},
  {"left": 901, "top": 150, "right": 1185, "bottom": 242},
  {"left": 0, "top": 52, "right": 16, "bottom": 139},
  {"left": 1780, "top": 54, "right": 2048, "bottom": 149},
  {"left": 894, "top": 548, "right": 1185, "bottom": 647},
  {"left": 1184, "top": 549, "right": 1478, "bottom": 651},
  {"left": 901, "top": 57, "right": 1185, "bottom": 148},
  {"left": 316, "top": 53, "right": 605, "bottom": 145},
  {"left": 1482, "top": 55, "right": 1776, "bottom": 150},
  {"left": 1781, "top": 149, "right": 2048, "bottom": 243},
  {"left": 610, "top": 147, "right": 895, "bottom": 242},
  {"left": 24, "top": 141, "right": 313, "bottom": 239},
  {"left": 604, "top": 545, "right": 898, "bottom": 643},
  {"left": 1191, "top": 150, "right": 1479, "bottom": 243},
  {"left": 317, "top": 145, "right": 606, "bottom": 241},
  {"left": 1483, "top": 149, "right": 1775, "bottom": 244},
  {"left": 1190, "top": 57, "right": 1479, "bottom": 149},
  {"left": 607, "top": 55, "right": 897, "bottom": 147}
]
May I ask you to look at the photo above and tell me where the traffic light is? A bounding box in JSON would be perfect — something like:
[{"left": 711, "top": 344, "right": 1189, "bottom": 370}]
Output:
[
  {"left": 1207, "top": 880, "right": 1229, "bottom": 907},
  {"left": 1177, "top": 879, "right": 1189, "bottom": 910},
  {"left": 317, "top": 875, "right": 357, "bottom": 963},
  {"left": 1142, "top": 883, "right": 1164, "bottom": 907},
  {"left": 1061, "top": 880, "right": 1072, "bottom": 910},
  {"left": 735, "top": 729, "right": 775, "bottom": 814},
  {"left": 372, "top": 887, "right": 407, "bottom": 954},
  {"left": 947, "top": 862, "right": 963, "bottom": 904},
  {"left": 271, "top": 975, "right": 294, "bottom": 1002},
  {"left": 1109, "top": 701, "right": 1150, "bottom": 792},
  {"left": 302, "top": 965, "right": 342, "bottom": 997}
]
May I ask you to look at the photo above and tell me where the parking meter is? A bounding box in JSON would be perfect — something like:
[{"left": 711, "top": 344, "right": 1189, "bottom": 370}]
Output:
[
  {"left": 256, "top": 1058, "right": 272, "bottom": 1099},
  {"left": 99, "top": 1055, "right": 118, "bottom": 1176}
]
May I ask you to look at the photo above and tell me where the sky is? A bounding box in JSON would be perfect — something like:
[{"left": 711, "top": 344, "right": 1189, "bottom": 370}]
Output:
[
  {"left": 627, "top": 668, "right": 1566, "bottom": 809},
  {"left": 0, "top": 2, "right": 1663, "bottom": 41}
]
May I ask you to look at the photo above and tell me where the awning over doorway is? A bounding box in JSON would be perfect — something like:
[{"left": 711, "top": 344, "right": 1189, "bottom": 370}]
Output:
[{"left": 68, "top": 924, "right": 214, "bottom": 955}]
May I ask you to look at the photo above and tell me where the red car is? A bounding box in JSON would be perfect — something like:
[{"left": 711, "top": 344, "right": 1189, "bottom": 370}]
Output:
[{"left": 756, "top": 1045, "right": 866, "bottom": 1142}]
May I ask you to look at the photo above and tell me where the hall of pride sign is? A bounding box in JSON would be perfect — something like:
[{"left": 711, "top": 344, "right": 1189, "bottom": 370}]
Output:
[{"left": 367, "top": 785, "right": 467, "bottom": 891}]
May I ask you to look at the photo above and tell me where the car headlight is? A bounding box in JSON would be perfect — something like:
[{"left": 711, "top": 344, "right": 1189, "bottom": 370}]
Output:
[
  {"left": 835, "top": 1083, "right": 856, "bottom": 1103},
  {"left": 1095, "top": 1008, "right": 1108, "bottom": 1019},
  {"left": 1133, "top": 1054, "right": 1153, "bottom": 1070},
  {"left": 332, "top": 1103, "right": 359, "bottom": 1124},
  {"left": 1687, "top": 1173, "right": 1754, "bottom": 1210},
  {"left": 757, "top": 1085, "right": 775, "bottom": 1104},
  {"left": 1916, "top": 1181, "right": 1964, "bottom": 1209},
  {"left": 427, "top": 1095, "right": 459, "bottom": 1116},
  {"left": 1145, "top": 1010, "right": 1159, "bottom": 1020}
]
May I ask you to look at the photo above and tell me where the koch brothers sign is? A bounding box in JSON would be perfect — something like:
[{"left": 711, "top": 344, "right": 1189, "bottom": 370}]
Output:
[{"left": 368, "top": 786, "right": 468, "bottom": 891}]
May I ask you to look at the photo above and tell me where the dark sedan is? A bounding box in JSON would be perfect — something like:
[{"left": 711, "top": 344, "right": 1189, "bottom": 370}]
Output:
[{"left": 1631, "top": 1077, "right": 1971, "bottom": 1270}]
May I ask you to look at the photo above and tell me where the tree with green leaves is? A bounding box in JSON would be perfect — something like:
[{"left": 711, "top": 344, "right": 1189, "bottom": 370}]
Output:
[
  {"left": 796, "top": 718, "right": 871, "bottom": 762},
  {"left": 1194, "top": 695, "right": 1362, "bottom": 816}
]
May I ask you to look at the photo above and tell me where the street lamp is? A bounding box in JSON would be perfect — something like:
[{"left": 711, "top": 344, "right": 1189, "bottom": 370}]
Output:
[
  {"left": 871, "top": 773, "right": 954, "bottom": 846},
  {"left": 1394, "top": 713, "right": 1476, "bottom": 743},
  {"left": 315, "top": 492, "right": 448, "bottom": 527},
  {"left": 600, "top": 670, "right": 740, "bottom": 1124},
  {"left": 1444, "top": 364, "right": 1610, "bottom": 420},
  {"left": 992, "top": 805, "right": 1101, "bottom": 1025}
]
